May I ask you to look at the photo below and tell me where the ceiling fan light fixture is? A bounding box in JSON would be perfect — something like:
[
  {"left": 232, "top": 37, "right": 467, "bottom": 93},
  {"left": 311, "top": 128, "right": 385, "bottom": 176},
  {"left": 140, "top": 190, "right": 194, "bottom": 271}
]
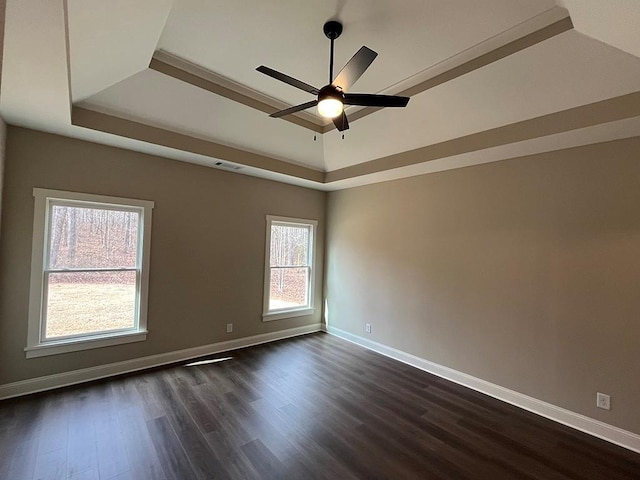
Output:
[
  {"left": 317, "top": 85, "right": 344, "bottom": 119},
  {"left": 317, "top": 97, "right": 343, "bottom": 118}
]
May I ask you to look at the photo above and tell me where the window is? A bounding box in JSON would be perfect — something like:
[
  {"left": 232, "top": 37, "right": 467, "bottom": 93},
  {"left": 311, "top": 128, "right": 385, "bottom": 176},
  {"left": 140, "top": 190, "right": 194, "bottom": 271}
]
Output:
[
  {"left": 26, "top": 189, "right": 153, "bottom": 358},
  {"left": 263, "top": 216, "right": 317, "bottom": 321}
]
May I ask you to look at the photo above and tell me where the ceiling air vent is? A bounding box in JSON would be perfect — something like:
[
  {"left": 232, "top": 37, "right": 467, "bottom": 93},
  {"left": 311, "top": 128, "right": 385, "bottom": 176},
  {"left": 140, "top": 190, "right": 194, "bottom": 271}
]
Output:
[{"left": 214, "top": 161, "right": 242, "bottom": 171}]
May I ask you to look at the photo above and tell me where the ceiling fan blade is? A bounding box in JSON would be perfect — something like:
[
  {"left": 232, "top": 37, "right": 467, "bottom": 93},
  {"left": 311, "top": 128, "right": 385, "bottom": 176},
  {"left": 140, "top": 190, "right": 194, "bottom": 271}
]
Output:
[
  {"left": 270, "top": 100, "right": 318, "bottom": 118},
  {"left": 332, "top": 112, "right": 349, "bottom": 132},
  {"left": 332, "top": 46, "right": 378, "bottom": 91},
  {"left": 256, "top": 66, "right": 320, "bottom": 95},
  {"left": 344, "top": 93, "right": 410, "bottom": 108}
]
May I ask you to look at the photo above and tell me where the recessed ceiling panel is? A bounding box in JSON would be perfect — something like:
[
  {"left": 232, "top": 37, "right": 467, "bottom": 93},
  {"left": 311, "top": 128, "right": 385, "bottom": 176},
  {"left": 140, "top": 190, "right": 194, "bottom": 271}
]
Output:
[
  {"left": 158, "top": 0, "right": 558, "bottom": 109},
  {"left": 80, "top": 69, "right": 325, "bottom": 170},
  {"left": 323, "top": 31, "right": 640, "bottom": 170}
]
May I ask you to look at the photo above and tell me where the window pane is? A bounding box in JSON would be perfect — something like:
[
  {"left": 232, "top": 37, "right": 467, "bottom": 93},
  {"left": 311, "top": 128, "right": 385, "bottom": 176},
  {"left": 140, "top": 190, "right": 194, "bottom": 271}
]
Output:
[
  {"left": 48, "top": 205, "right": 139, "bottom": 269},
  {"left": 45, "top": 271, "right": 137, "bottom": 338},
  {"left": 269, "top": 267, "right": 308, "bottom": 310},
  {"left": 270, "top": 224, "right": 309, "bottom": 267}
]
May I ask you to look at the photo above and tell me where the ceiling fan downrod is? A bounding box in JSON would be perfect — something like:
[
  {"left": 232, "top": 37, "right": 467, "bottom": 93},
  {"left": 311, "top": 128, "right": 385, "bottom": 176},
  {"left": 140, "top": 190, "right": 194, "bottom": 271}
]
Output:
[{"left": 323, "top": 21, "right": 343, "bottom": 84}]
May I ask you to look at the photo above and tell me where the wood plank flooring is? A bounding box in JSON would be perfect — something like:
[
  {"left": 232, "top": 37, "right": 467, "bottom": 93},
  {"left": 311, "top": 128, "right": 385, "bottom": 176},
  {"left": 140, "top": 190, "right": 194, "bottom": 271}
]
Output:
[{"left": 1, "top": 332, "right": 639, "bottom": 479}]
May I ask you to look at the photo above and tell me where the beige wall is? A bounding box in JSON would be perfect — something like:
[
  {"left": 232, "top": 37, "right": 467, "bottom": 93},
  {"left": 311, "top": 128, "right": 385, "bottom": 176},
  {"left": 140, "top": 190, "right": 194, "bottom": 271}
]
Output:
[
  {"left": 0, "top": 127, "right": 325, "bottom": 384},
  {"left": 0, "top": 117, "right": 5, "bottom": 236},
  {"left": 0, "top": 0, "right": 5, "bottom": 91},
  {"left": 0, "top": 0, "right": 6, "bottom": 226},
  {"left": 326, "top": 137, "right": 640, "bottom": 435}
]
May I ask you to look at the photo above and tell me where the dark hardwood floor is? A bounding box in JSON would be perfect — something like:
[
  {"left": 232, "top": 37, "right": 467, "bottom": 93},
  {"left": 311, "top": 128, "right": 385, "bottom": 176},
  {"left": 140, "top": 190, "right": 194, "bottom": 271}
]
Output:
[{"left": 1, "top": 332, "right": 639, "bottom": 480}]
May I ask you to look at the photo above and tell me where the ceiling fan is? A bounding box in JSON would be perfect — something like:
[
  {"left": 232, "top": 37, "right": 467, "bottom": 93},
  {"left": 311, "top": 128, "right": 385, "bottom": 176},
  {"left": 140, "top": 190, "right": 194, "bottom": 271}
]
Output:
[{"left": 256, "top": 21, "right": 410, "bottom": 132}]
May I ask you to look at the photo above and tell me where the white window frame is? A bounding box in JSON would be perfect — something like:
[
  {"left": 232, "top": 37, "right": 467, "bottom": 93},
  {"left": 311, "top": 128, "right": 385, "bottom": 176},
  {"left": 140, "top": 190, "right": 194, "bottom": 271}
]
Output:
[
  {"left": 262, "top": 215, "right": 317, "bottom": 321},
  {"left": 25, "top": 188, "right": 154, "bottom": 358}
]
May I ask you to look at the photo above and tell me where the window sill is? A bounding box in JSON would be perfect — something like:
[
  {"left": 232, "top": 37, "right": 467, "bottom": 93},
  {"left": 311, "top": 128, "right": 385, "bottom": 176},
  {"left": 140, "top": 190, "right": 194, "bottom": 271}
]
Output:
[
  {"left": 24, "top": 330, "right": 147, "bottom": 358},
  {"left": 262, "top": 308, "right": 315, "bottom": 322}
]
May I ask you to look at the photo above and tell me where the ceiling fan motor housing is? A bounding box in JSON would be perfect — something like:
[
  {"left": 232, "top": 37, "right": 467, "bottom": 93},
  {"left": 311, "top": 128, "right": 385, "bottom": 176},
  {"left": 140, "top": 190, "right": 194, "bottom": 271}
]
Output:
[{"left": 318, "top": 84, "right": 344, "bottom": 102}]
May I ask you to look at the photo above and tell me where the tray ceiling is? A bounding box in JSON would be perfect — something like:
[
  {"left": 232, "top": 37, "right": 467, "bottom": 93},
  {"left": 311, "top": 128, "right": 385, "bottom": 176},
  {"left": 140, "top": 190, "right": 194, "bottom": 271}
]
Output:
[{"left": 1, "top": 0, "right": 640, "bottom": 190}]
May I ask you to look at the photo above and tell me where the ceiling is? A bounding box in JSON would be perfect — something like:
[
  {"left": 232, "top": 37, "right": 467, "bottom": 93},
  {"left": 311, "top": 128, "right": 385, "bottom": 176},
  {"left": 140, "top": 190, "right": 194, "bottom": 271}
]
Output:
[{"left": 1, "top": 0, "right": 640, "bottom": 190}]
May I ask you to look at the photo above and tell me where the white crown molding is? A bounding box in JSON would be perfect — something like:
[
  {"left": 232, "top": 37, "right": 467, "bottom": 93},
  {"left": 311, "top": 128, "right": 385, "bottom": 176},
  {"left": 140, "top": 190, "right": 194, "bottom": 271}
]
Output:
[
  {"left": 153, "top": 49, "right": 327, "bottom": 127},
  {"left": 379, "top": 6, "right": 571, "bottom": 97},
  {"left": 344, "top": 8, "right": 573, "bottom": 126},
  {"left": 324, "top": 325, "right": 640, "bottom": 454},
  {"left": 0, "top": 323, "right": 322, "bottom": 400},
  {"left": 151, "top": 50, "right": 327, "bottom": 132}
]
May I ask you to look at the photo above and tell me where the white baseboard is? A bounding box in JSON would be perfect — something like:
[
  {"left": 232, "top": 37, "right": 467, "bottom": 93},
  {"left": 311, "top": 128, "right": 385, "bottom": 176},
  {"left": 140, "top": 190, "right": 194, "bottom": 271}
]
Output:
[
  {"left": 0, "top": 323, "right": 322, "bottom": 400},
  {"left": 324, "top": 325, "right": 640, "bottom": 454}
]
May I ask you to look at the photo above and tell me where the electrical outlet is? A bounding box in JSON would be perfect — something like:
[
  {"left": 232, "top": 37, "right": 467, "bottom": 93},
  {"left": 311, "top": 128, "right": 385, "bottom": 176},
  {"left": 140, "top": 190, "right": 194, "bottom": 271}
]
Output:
[
  {"left": 596, "top": 392, "right": 611, "bottom": 410},
  {"left": 226, "top": 323, "right": 233, "bottom": 333},
  {"left": 365, "top": 323, "right": 372, "bottom": 334}
]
